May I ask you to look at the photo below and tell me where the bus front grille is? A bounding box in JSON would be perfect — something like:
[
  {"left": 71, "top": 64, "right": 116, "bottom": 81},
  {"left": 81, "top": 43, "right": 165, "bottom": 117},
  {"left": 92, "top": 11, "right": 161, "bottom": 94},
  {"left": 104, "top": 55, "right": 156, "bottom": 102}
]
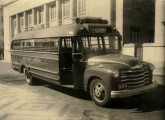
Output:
[{"left": 120, "top": 66, "right": 150, "bottom": 89}]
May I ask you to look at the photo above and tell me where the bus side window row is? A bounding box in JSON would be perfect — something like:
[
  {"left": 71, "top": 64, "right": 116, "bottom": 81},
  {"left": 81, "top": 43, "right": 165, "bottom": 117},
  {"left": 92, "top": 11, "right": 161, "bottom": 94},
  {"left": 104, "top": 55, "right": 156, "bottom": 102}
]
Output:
[{"left": 12, "top": 38, "right": 59, "bottom": 52}]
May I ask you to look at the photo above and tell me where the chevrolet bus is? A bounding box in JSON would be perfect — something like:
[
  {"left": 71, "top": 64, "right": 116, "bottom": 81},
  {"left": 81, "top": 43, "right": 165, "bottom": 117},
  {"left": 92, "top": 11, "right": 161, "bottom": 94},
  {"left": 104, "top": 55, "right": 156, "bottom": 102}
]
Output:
[{"left": 11, "top": 18, "right": 157, "bottom": 107}]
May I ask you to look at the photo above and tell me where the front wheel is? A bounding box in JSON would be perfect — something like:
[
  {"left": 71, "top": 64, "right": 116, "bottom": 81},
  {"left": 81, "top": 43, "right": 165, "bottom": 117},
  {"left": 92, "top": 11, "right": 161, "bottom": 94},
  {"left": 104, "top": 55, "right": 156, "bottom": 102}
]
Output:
[{"left": 90, "top": 79, "right": 111, "bottom": 107}]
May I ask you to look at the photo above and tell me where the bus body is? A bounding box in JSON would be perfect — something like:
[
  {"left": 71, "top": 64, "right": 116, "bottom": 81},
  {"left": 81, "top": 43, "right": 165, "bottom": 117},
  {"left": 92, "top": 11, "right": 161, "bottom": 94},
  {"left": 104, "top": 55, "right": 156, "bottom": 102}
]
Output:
[{"left": 11, "top": 18, "right": 157, "bottom": 107}]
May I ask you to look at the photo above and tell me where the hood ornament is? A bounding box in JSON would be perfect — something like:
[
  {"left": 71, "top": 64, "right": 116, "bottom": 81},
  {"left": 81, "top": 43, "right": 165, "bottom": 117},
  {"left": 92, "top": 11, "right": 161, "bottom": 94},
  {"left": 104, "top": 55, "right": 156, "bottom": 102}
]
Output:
[{"left": 131, "top": 65, "right": 143, "bottom": 69}]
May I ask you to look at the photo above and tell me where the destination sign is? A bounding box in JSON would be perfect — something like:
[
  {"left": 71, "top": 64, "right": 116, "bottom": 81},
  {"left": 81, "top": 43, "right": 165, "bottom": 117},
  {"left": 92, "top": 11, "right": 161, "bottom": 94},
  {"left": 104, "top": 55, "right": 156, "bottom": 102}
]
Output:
[{"left": 89, "top": 27, "right": 111, "bottom": 33}]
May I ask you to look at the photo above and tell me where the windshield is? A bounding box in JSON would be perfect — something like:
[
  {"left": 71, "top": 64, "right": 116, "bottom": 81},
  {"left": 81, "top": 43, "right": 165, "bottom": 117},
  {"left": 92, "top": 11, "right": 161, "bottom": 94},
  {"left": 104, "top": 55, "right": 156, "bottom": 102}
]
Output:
[{"left": 81, "top": 36, "right": 120, "bottom": 52}]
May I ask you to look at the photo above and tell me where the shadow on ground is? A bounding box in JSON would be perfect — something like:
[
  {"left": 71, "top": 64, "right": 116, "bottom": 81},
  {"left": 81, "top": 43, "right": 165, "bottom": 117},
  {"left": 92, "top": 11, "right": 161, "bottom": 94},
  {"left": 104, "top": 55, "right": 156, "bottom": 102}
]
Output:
[
  {"left": 45, "top": 82, "right": 165, "bottom": 113},
  {"left": 45, "top": 82, "right": 91, "bottom": 101},
  {"left": 110, "top": 85, "right": 165, "bottom": 112},
  {"left": 1, "top": 75, "right": 164, "bottom": 114}
]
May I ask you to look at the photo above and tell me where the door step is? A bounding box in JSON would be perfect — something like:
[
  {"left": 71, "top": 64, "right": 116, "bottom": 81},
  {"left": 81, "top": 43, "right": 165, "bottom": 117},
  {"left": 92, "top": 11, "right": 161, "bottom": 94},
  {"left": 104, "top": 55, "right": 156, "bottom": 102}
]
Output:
[{"left": 61, "top": 85, "right": 74, "bottom": 88}]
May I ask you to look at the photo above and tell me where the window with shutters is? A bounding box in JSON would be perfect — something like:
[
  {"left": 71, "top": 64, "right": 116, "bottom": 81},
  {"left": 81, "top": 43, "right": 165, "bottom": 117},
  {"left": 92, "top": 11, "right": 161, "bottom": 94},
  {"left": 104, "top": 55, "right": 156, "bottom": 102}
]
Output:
[
  {"left": 38, "top": 8, "right": 44, "bottom": 24},
  {"left": 78, "top": 0, "right": 86, "bottom": 15},
  {"left": 20, "top": 14, "right": 24, "bottom": 27},
  {"left": 63, "top": 0, "right": 70, "bottom": 18},
  {"left": 50, "top": 4, "right": 56, "bottom": 20},
  {"left": 27, "top": 11, "right": 32, "bottom": 25}
]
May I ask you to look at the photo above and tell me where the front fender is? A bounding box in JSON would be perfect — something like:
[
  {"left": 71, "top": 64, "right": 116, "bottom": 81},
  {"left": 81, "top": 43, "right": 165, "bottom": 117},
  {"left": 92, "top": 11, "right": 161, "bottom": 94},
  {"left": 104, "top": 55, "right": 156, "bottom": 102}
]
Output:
[{"left": 84, "top": 67, "right": 114, "bottom": 92}]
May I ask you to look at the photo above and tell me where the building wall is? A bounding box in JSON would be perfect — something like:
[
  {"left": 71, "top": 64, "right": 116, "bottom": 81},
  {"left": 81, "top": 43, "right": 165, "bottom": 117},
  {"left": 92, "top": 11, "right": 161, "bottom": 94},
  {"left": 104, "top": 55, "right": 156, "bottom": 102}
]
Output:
[
  {"left": 87, "top": 0, "right": 110, "bottom": 22},
  {"left": 123, "top": 0, "right": 155, "bottom": 44},
  {"left": 143, "top": 0, "right": 165, "bottom": 78}
]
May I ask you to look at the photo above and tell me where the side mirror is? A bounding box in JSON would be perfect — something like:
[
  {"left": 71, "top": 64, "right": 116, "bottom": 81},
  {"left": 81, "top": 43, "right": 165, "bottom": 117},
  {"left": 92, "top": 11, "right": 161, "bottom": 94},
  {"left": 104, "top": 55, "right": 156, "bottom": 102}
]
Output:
[{"left": 72, "top": 53, "right": 83, "bottom": 61}]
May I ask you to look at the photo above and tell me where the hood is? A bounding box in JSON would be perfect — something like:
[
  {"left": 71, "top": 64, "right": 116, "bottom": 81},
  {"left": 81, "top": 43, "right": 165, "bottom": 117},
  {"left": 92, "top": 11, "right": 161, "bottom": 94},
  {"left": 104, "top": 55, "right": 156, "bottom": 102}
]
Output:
[{"left": 88, "top": 54, "right": 140, "bottom": 68}]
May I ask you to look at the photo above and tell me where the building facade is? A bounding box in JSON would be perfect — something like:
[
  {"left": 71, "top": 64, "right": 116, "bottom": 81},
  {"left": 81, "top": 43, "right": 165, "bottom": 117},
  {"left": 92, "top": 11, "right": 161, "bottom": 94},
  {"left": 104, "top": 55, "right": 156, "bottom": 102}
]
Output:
[{"left": 3, "top": 0, "right": 165, "bottom": 82}]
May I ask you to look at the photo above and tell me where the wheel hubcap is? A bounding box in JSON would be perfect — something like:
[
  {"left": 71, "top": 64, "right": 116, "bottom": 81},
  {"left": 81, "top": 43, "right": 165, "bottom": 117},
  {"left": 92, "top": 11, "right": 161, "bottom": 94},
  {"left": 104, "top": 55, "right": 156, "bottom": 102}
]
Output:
[{"left": 93, "top": 83, "right": 106, "bottom": 102}]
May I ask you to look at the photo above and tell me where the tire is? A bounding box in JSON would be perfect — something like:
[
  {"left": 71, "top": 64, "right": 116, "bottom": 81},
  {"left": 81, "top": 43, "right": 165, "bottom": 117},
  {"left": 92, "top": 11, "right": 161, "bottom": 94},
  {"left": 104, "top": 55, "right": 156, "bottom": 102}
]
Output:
[
  {"left": 90, "top": 79, "right": 111, "bottom": 107},
  {"left": 25, "top": 68, "right": 34, "bottom": 85}
]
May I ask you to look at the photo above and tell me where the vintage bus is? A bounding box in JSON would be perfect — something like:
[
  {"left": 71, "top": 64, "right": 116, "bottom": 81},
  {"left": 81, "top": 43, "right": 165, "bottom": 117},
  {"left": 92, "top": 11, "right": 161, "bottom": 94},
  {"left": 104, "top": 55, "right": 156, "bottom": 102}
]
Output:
[{"left": 11, "top": 18, "right": 157, "bottom": 107}]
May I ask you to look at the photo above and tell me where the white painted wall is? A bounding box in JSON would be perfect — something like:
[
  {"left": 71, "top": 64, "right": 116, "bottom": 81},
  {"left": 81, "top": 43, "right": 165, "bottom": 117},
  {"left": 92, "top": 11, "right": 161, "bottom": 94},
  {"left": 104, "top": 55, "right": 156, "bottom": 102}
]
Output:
[{"left": 88, "top": 0, "right": 110, "bottom": 22}]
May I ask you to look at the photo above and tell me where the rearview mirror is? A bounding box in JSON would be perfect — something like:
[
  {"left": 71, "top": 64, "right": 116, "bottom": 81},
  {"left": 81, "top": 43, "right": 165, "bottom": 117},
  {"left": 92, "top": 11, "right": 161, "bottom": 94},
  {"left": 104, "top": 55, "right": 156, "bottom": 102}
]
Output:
[{"left": 72, "top": 53, "right": 83, "bottom": 61}]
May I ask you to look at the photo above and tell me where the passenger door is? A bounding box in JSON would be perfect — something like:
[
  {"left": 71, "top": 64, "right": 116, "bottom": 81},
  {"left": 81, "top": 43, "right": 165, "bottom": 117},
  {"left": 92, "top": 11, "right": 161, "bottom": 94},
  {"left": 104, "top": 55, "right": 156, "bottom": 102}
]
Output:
[{"left": 59, "top": 37, "right": 73, "bottom": 85}]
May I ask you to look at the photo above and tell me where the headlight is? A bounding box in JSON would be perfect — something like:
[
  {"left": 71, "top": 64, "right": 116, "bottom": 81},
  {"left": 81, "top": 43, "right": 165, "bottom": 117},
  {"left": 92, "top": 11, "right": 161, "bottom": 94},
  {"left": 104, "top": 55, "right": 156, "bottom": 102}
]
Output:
[
  {"left": 113, "top": 70, "right": 120, "bottom": 78},
  {"left": 149, "top": 64, "right": 154, "bottom": 70}
]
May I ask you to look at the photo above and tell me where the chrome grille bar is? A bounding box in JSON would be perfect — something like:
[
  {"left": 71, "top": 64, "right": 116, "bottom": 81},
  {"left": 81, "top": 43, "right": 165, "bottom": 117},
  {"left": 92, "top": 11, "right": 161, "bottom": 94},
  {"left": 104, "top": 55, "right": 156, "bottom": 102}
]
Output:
[{"left": 120, "top": 66, "right": 150, "bottom": 89}]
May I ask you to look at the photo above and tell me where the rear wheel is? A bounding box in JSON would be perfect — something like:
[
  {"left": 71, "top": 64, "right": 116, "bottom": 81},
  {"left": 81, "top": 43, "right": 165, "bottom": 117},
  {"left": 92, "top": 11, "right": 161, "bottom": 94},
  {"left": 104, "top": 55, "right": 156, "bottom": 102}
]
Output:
[
  {"left": 90, "top": 79, "right": 111, "bottom": 107},
  {"left": 25, "top": 68, "right": 34, "bottom": 85}
]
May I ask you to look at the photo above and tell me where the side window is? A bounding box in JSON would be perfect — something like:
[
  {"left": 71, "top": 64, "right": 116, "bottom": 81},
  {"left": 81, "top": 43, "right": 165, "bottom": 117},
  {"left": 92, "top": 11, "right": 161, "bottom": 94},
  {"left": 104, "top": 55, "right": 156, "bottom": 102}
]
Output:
[
  {"left": 12, "top": 38, "right": 59, "bottom": 52},
  {"left": 12, "top": 40, "right": 21, "bottom": 50},
  {"left": 35, "top": 39, "right": 42, "bottom": 47},
  {"left": 29, "top": 39, "right": 35, "bottom": 47},
  {"left": 20, "top": 40, "right": 25, "bottom": 48},
  {"left": 81, "top": 37, "right": 103, "bottom": 51},
  {"left": 48, "top": 38, "right": 59, "bottom": 52},
  {"left": 25, "top": 40, "right": 30, "bottom": 47},
  {"left": 62, "top": 38, "right": 72, "bottom": 48},
  {"left": 104, "top": 36, "right": 119, "bottom": 50},
  {"left": 74, "top": 38, "right": 80, "bottom": 53},
  {"left": 33, "top": 38, "right": 59, "bottom": 52},
  {"left": 42, "top": 38, "right": 50, "bottom": 47},
  {"left": 82, "top": 37, "right": 89, "bottom": 49}
]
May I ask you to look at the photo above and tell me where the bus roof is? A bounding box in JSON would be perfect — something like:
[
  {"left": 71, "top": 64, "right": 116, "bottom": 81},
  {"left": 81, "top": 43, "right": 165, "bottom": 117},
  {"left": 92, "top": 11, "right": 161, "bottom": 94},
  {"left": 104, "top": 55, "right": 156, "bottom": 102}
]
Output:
[
  {"left": 12, "top": 23, "right": 114, "bottom": 40},
  {"left": 12, "top": 24, "right": 88, "bottom": 40}
]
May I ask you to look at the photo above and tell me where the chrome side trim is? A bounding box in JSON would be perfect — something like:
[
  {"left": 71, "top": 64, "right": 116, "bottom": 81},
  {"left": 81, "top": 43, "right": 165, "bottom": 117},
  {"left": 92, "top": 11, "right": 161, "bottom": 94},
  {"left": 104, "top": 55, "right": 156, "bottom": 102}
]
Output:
[
  {"left": 11, "top": 54, "right": 59, "bottom": 60},
  {"left": 11, "top": 50, "right": 59, "bottom": 55},
  {"left": 29, "top": 71, "right": 60, "bottom": 81},
  {"left": 29, "top": 66, "right": 59, "bottom": 75}
]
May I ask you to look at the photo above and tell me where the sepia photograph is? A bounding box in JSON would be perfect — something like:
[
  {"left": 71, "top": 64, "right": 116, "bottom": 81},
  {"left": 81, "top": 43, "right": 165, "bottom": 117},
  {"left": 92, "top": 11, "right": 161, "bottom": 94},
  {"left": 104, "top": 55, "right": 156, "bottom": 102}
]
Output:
[{"left": 0, "top": 0, "right": 164, "bottom": 120}]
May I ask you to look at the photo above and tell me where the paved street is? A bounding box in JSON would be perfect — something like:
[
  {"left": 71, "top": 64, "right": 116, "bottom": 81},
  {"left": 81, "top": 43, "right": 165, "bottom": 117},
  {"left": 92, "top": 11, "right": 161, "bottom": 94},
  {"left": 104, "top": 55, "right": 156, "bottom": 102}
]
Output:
[{"left": 0, "top": 61, "right": 165, "bottom": 120}]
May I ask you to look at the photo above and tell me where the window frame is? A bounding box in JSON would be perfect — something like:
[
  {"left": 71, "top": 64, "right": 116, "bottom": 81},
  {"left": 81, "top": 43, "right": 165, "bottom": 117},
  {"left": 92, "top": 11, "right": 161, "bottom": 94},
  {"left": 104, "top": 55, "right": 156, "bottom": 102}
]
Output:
[
  {"left": 38, "top": 8, "right": 44, "bottom": 24},
  {"left": 130, "top": 27, "right": 140, "bottom": 43},
  {"left": 63, "top": 0, "right": 70, "bottom": 18},
  {"left": 50, "top": 4, "right": 56, "bottom": 20},
  {"left": 27, "top": 11, "right": 32, "bottom": 25},
  {"left": 19, "top": 14, "right": 24, "bottom": 27},
  {"left": 78, "top": 0, "right": 86, "bottom": 15}
]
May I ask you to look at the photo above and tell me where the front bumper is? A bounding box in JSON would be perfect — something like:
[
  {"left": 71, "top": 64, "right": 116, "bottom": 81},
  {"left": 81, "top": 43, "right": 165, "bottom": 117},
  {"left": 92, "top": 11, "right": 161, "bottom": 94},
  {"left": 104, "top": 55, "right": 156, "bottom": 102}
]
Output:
[{"left": 111, "top": 82, "right": 158, "bottom": 98}]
